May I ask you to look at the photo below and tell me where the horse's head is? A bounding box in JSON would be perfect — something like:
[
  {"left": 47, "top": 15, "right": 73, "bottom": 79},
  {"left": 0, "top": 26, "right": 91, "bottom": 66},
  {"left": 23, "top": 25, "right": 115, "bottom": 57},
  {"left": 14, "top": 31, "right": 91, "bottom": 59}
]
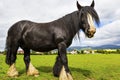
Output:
[{"left": 77, "top": 0, "right": 100, "bottom": 38}]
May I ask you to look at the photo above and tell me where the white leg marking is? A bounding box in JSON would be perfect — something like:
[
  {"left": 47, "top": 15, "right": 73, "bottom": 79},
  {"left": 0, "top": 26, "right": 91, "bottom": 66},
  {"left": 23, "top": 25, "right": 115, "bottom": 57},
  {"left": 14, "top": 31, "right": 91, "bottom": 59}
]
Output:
[
  {"left": 7, "top": 63, "right": 19, "bottom": 77},
  {"left": 59, "top": 66, "right": 73, "bottom": 80},
  {"left": 27, "top": 63, "right": 39, "bottom": 77}
]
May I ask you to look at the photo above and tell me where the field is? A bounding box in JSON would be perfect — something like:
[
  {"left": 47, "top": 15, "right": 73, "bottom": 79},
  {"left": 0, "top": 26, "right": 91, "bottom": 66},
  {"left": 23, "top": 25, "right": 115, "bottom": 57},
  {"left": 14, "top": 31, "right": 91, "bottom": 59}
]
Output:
[{"left": 0, "top": 54, "right": 120, "bottom": 80}]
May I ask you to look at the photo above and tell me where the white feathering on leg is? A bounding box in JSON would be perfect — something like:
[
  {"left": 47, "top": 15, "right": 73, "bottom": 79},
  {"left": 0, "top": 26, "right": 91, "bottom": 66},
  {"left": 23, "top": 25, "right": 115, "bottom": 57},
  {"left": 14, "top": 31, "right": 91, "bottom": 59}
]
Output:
[
  {"left": 67, "top": 73, "right": 73, "bottom": 80},
  {"left": 7, "top": 63, "right": 19, "bottom": 77},
  {"left": 27, "top": 62, "right": 39, "bottom": 77},
  {"left": 59, "top": 66, "right": 73, "bottom": 80},
  {"left": 59, "top": 66, "right": 68, "bottom": 80}
]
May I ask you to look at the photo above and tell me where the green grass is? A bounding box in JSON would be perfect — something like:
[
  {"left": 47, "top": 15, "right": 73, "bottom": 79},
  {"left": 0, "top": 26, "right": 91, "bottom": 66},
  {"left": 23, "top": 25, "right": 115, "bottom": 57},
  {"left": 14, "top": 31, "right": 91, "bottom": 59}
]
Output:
[{"left": 0, "top": 54, "right": 120, "bottom": 80}]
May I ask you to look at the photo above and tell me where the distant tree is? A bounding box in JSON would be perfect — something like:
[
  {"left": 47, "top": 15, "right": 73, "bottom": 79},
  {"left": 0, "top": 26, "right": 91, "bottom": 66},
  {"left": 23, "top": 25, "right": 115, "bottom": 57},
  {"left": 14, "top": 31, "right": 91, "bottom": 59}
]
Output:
[
  {"left": 96, "top": 49, "right": 106, "bottom": 54},
  {"left": 116, "top": 49, "right": 120, "bottom": 54},
  {"left": 80, "top": 50, "right": 84, "bottom": 54}
]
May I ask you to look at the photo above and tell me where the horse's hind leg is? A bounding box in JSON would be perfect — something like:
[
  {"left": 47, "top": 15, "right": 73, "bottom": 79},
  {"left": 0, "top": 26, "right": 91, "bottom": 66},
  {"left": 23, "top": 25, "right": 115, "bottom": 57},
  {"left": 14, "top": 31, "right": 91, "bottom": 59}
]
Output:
[
  {"left": 23, "top": 48, "right": 39, "bottom": 77},
  {"left": 6, "top": 43, "right": 19, "bottom": 77}
]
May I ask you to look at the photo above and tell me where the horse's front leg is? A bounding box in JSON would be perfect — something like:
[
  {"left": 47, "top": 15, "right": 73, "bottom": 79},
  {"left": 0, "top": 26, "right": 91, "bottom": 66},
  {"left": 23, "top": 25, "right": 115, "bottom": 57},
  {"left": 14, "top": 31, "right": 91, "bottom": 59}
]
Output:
[{"left": 53, "top": 42, "right": 73, "bottom": 80}]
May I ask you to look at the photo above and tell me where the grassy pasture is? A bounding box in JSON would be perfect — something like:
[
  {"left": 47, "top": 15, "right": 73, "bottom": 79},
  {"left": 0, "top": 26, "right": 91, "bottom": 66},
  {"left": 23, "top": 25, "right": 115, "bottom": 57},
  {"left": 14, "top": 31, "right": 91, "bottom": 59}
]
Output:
[{"left": 0, "top": 54, "right": 120, "bottom": 80}]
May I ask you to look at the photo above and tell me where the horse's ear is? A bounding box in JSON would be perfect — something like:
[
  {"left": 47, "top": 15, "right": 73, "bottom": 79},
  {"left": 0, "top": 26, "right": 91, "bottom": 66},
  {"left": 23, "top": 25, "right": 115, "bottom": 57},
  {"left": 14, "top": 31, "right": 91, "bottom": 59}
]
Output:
[
  {"left": 77, "top": 1, "right": 81, "bottom": 10},
  {"left": 90, "top": 0, "right": 95, "bottom": 8}
]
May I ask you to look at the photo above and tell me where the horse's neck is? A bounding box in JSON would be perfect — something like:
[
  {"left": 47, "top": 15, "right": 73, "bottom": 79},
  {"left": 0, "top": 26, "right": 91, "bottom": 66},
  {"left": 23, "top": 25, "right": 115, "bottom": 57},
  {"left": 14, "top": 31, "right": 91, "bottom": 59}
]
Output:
[{"left": 60, "top": 11, "right": 80, "bottom": 38}]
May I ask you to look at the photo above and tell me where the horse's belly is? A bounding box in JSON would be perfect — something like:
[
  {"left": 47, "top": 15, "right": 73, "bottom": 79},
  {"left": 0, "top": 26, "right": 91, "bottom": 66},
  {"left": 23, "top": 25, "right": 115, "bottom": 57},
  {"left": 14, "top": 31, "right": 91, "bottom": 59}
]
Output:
[
  {"left": 26, "top": 40, "right": 57, "bottom": 52},
  {"left": 33, "top": 46, "right": 56, "bottom": 52}
]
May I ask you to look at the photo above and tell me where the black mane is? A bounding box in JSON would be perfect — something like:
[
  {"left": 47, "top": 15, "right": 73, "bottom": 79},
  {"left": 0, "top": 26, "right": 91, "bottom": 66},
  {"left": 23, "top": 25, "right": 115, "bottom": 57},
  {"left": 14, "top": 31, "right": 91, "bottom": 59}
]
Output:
[{"left": 80, "top": 6, "right": 100, "bottom": 25}]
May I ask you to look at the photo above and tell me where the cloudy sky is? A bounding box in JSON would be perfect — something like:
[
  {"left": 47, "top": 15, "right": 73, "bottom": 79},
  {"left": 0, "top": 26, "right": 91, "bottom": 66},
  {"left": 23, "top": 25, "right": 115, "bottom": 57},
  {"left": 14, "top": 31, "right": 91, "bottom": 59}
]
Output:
[{"left": 0, "top": 0, "right": 120, "bottom": 51}]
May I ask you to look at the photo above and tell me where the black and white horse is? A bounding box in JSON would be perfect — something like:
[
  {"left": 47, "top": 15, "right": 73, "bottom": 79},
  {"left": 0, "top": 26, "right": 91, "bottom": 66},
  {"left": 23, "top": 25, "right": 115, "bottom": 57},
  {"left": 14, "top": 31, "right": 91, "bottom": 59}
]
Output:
[{"left": 6, "top": 0, "right": 100, "bottom": 79}]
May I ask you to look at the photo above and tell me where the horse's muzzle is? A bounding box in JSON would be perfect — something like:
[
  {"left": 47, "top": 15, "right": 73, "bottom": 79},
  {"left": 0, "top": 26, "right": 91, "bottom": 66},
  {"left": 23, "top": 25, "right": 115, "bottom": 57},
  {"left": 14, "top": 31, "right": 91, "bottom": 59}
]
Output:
[{"left": 86, "top": 29, "right": 96, "bottom": 38}]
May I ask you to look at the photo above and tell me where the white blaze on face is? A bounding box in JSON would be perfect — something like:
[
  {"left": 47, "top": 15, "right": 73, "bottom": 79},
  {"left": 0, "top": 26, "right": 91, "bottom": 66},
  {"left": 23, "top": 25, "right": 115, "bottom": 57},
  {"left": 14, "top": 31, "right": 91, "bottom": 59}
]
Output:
[{"left": 87, "top": 13, "right": 96, "bottom": 31}]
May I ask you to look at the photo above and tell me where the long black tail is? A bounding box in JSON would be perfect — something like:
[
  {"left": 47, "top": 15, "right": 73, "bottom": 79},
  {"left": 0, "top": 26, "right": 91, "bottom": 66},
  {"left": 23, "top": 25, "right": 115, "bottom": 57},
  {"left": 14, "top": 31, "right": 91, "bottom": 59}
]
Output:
[
  {"left": 5, "top": 34, "right": 19, "bottom": 65},
  {"left": 5, "top": 36, "right": 12, "bottom": 65}
]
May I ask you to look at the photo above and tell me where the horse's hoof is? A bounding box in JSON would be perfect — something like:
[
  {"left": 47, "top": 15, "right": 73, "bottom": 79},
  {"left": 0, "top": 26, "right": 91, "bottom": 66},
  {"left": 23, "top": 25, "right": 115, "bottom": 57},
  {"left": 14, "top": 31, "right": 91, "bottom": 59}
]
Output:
[
  {"left": 7, "top": 73, "right": 19, "bottom": 77},
  {"left": 59, "top": 66, "right": 73, "bottom": 80},
  {"left": 34, "top": 74, "right": 39, "bottom": 77},
  {"left": 27, "top": 69, "right": 39, "bottom": 76},
  {"left": 7, "top": 70, "right": 19, "bottom": 77}
]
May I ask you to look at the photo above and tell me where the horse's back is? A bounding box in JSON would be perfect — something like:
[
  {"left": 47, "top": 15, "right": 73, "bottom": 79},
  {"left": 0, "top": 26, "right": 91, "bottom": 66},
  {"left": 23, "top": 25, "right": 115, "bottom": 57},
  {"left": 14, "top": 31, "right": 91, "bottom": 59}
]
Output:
[
  {"left": 9, "top": 20, "right": 57, "bottom": 51},
  {"left": 8, "top": 20, "right": 30, "bottom": 35},
  {"left": 7, "top": 20, "right": 68, "bottom": 52}
]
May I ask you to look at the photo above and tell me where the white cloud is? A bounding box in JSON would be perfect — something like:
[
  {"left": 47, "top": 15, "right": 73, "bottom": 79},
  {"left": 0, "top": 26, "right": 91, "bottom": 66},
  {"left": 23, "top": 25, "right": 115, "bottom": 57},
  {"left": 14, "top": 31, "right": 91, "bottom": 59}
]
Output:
[
  {"left": 95, "top": 0, "right": 120, "bottom": 23},
  {"left": 0, "top": 0, "right": 120, "bottom": 51}
]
